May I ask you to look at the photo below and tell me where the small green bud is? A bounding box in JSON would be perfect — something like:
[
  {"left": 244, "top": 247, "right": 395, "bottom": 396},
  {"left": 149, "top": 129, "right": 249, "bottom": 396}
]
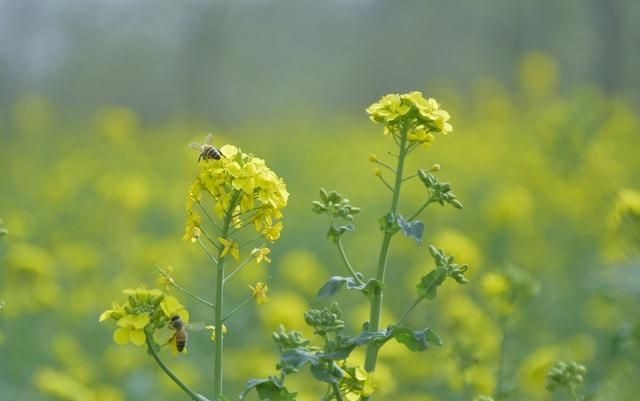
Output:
[{"left": 430, "top": 163, "right": 441, "bottom": 172}]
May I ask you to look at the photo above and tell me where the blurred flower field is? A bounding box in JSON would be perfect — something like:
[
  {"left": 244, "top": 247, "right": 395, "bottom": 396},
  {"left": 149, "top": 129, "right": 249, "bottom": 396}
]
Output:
[{"left": 1, "top": 54, "right": 639, "bottom": 401}]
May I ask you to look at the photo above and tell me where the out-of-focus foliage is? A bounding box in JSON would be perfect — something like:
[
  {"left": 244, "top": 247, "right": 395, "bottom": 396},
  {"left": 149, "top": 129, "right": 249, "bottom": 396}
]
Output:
[{"left": 1, "top": 52, "right": 639, "bottom": 401}]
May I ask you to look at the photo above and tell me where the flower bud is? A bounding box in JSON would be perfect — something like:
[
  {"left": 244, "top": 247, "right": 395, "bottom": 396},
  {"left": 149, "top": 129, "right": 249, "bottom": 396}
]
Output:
[
  {"left": 368, "top": 154, "right": 378, "bottom": 162},
  {"left": 374, "top": 169, "right": 382, "bottom": 177},
  {"left": 430, "top": 163, "right": 441, "bottom": 172}
]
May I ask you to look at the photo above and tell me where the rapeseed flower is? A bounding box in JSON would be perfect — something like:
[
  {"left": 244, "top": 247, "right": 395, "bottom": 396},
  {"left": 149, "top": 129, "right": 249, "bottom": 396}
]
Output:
[
  {"left": 250, "top": 282, "right": 269, "bottom": 305},
  {"left": 367, "top": 91, "right": 453, "bottom": 144}
]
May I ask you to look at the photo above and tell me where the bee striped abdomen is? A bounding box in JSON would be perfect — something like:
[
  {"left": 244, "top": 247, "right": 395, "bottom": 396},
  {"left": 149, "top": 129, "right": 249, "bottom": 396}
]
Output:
[{"left": 175, "top": 330, "right": 187, "bottom": 352}]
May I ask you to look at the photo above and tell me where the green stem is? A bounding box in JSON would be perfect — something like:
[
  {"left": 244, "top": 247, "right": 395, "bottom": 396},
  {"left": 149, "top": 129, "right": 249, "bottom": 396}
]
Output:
[
  {"left": 337, "top": 239, "right": 364, "bottom": 285},
  {"left": 213, "top": 191, "right": 241, "bottom": 401},
  {"left": 395, "top": 297, "right": 422, "bottom": 327},
  {"left": 146, "top": 335, "right": 208, "bottom": 401},
  {"left": 331, "top": 382, "right": 345, "bottom": 401},
  {"left": 364, "top": 124, "right": 409, "bottom": 376}
]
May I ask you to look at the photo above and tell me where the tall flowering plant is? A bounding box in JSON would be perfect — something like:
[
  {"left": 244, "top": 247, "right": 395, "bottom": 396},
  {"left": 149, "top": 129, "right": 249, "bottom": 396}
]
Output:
[
  {"left": 100, "top": 142, "right": 288, "bottom": 401},
  {"left": 242, "top": 91, "right": 468, "bottom": 401}
]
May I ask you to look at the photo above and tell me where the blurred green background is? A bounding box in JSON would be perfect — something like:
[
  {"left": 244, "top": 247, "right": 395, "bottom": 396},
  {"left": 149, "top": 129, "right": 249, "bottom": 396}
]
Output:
[{"left": 1, "top": 1, "right": 639, "bottom": 401}]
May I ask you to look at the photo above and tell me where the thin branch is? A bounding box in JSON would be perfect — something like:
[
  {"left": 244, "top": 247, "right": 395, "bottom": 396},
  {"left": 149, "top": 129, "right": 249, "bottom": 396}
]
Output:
[
  {"left": 373, "top": 160, "right": 397, "bottom": 174},
  {"left": 146, "top": 334, "right": 209, "bottom": 401},
  {"left": 197, "top": 237, "right": 219, "bottom": 265},
  {"left": 395, "top": 298, "right": 422, "bottom": 326},
  {"left": 221, "top": 294, "right": 255, "bottom": 322},
  {"left": 223, "top": 255, "right": 256, "bottom": 283},
  {"left": 407, "top": 197, "right": 435, "bottom": 222},
  {"left": 337, "top": 239, "right": 364, "bottom": 286},
  {"left": 331, "top": 382, "right": 345, "bottom": 401},
  {"left": 377, "top": 175, "right": 394, "bottom": 192},
  {"left": 239, "top": 235, "right": 265, "bottom": 249},
  {"left": 402, "top": 173, "right": 418, "bottom": 182},
  {"left": 197, "top": 201, "right": 221, "bottom": 231},
  {"left": 155, "top": 266, "right": 216, "bottom": 309}
]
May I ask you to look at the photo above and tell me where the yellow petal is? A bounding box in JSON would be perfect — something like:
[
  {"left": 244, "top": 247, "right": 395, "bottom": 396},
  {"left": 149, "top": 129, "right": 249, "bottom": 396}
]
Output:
[
  {"left": 129, "top": 329, "right": 146, "bottom": 346},
  {"left": 131, "top": 313, "right": 150, "bottom": 329},
  {"left": 98, "top": 310, "right": 112, "bottom": 322},
  {"left": 113, "top": 328, "right": 131, "bottom": 345}
]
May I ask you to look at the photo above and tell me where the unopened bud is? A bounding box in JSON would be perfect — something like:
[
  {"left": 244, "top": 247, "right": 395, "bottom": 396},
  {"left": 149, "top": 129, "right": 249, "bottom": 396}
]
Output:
[
  {"left": 374, "top": 169, "right": 382, "bottom": 177},
  {"left": 368, "top": 154, "right": 378, "bottom": 162},
  {"left": 430, "top": 163, "right": 441, "bottom": 172}
]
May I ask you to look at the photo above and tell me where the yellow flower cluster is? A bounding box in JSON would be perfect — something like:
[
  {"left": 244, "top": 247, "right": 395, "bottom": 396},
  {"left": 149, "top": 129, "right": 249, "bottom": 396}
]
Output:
[
  {"left": 184, "top": 144, "right": 289, "bottom": 247},
  {"left": 366, "top": 91, "right": 453, "bottom": 144},
  {"left": 340, "top": 365, "right": 378, "bottom": 401},
  {"left": 99, "top": 287, "right": 188, "bottom": 348}
]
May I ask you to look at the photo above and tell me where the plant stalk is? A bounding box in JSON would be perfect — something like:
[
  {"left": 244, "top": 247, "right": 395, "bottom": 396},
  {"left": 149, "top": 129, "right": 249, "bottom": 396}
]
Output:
[
  {"left": 364, "top": 125, "right": 409, "bottom": 375},
  {"left": 146, "top": 335, "right": 208, "bottom": 401},
  {"left": 213, "top": 191, "right": 241, "bottom": 401}
]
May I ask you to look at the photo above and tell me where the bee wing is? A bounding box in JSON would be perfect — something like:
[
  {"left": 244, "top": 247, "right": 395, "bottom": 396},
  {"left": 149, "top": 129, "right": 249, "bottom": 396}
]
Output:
[
  {"left": 204, "top": 133, "right": 214, "bottom": 145},
  {"left": 186, "top": 322, "right": 207, "bottom": 332},
  {"left": 189, "top": 142, "right": 201, "bottom": 150}
]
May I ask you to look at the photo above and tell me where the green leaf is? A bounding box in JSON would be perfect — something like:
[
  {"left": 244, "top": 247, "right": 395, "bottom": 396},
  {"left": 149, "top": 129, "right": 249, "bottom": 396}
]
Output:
[
  {"left": 397, "top": 215, "right": 424, "bottom": 245},
  {"left": 310, "top": 363, "right": 344, "bottom": 384},
  {"left": 241, "top": 378, "right": 298, "bottom": 401},
  {"left": 316, "top": 276, "right": 364, "bottom": 299},
  {"left": 280, "top": 349, "right": 319, "bottom": 370},
  {"left": 416, "top": 268, "right": 447, "bottom": 300},
  {"left": 350, "top": 331, "right": 387, "bottom": 346},
  {"left": 326, "top": 224, "right": 355, "bottom": 243},
  {"left": 319, "top": 346, "right": 355, "bottom": 361},
  {"left": 386, "top": 325, "right": 442, "bottom": 351}
]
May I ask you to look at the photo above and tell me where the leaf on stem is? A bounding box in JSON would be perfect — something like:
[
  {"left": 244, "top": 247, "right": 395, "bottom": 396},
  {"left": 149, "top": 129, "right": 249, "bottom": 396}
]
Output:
[
  {"left": 241, "top": 378, "right": 297, "bottom": 401},
  {"left": 316, "top": 276, "right": 363, "bottom": 298},
  {"left": 397, "top": 214, "right": 424, "bottom": 245},
  {"left": 385, "top": 325, "right": 443, "bottom": 351}
]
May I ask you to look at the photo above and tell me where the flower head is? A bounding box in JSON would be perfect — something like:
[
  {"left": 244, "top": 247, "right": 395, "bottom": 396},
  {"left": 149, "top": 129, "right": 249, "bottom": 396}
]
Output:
[
  {"left": 185, "top": 141, "right": 288, "bottom": 261},
  {"left": 100, "top": 286, "right": 189, "bottom": 352},
  {"left": 367, "top": 91, "right": 453, "bottom": 144}
]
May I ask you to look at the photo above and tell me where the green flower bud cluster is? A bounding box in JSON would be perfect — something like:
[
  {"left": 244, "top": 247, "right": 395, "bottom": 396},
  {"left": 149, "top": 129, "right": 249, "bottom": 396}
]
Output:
[
  {"left": 312, "top": 188, "right": 361, "bottom": 221},
  {"left": 418, "top": 170, "right": 463, "bottom": 209},
  {"left": 546, "top": 361, "right": 587, "bottom": 393},
  {"left": 429, "top": 246, "right": 469, "bottom": 284},
  {"left": 125, "top": 293, "right": 168, "bottom": 328},
  {"left": 417, "top": 246, "right": 469, "bottom": 301},
  {"left": 272, "top": 325, "right": 311, "bottom": 351},
  {"left": 304, "top": 302, "right": 345, "bottom": 335}
]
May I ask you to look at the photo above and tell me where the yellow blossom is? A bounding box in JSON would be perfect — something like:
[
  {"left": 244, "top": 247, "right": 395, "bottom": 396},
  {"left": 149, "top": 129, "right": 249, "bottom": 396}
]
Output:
[
  {"left": 160, "top": 295, "right": 189, "bottom": 322},
  {"left": 156, "top": 266, "right": 175, "bottom": 291},
  {"left": 113, "top": 313, "right": 150, "bottom": 346},
  {"left": 252, "top": 247, "right": 272, "bottom": 264},
  {"left": 98, "top": 302, "right": 125, "bottom": 322},
  {"left": 219, "top": 237, "right": 240, "bottom": 260},
  {"left": 250, "top": 282, "right": 269, "bottom": 305},
  {"left": 262, "top": 222, "right": 283, "bottom": 242}
]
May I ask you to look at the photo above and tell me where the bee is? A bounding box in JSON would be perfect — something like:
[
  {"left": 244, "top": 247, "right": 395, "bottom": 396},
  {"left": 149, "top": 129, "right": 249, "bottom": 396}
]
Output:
[
  {"left": 169, "top": 315, "right": 188, "bottom": 352},
  {"left": 190, "top": 133, "right": 224, "bottom": 162},
  {"left": 168, "top": 315, "right": 208, "bottom": 352}
]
